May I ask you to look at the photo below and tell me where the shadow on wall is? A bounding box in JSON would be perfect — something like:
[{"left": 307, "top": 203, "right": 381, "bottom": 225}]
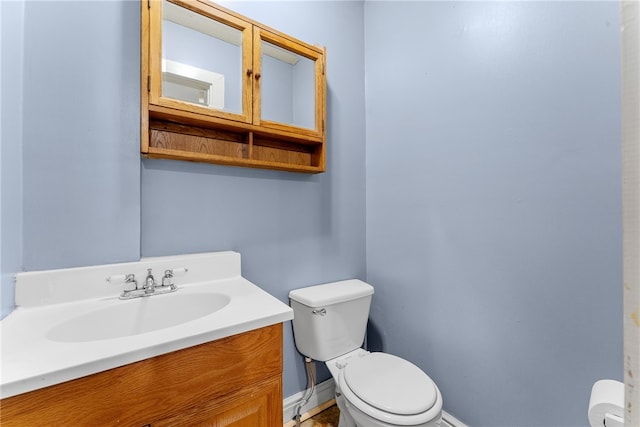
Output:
[
  {"left": 142, "top": 157, "right": 320, "bottom": 183},
  {"left": 366, "top": 318, "right": 385, "bottom": 352}
]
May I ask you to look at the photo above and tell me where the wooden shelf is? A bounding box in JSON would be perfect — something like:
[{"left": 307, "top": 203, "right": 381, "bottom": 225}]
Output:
[{"left": 147, "top": 117, "right": 325, "bottom": 173}]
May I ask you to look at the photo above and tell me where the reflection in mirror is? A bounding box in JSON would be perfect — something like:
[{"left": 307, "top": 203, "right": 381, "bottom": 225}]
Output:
[
  {"left": 162, "top": 0, "right": 242, "bottom": 113},
  {"left": 162, "top": 59, "right": 224, "bottom": 108},
  {"left": 260, "top": 40, "right": 316, "bottom": 130}
]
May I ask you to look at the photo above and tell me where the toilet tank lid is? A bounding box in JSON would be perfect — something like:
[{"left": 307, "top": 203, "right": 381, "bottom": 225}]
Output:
[{"left": 289, "top": 279, "right": 374, "bottom": 307}]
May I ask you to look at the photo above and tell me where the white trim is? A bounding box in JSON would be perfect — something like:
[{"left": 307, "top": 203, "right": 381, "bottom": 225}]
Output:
[
  {"left": 282, "top": 378, "right": 469, "bottom": 427},
  {"left": 622, "top": 2, "right": 640, "bottom": 426},
  {"left": 442, "top": 410, "right": 470, "bottom": 427},
  {"left": 162, "top": 59, "right": 224, "bottom": 109},
  {"left": 283, "top": 378, "right": 336, "bottom": 424}
]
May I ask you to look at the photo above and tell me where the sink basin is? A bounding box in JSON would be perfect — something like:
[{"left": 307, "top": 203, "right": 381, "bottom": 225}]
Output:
[
  {"left": 46, "top": 292, "right": 231, "bottom": 342},
  {"left": 2, "top": 251, "right": 296, "bottom": 400}
]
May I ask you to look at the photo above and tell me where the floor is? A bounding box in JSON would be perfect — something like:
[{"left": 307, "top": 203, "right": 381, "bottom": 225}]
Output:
[{"left": 300, "top": 404, "right": 340, "bottom": 427}]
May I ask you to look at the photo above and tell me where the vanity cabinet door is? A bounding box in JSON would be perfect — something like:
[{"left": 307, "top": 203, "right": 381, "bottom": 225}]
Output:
[{"left": 152, "top": 377, "right": 281, "bottom": 427}]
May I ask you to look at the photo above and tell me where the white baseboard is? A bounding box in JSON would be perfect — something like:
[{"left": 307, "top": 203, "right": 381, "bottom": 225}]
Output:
[
  {"left": 442, "top": 410, "right": 469, "bottom": 427},
  {"left": 283, "top": 378, "right": 337, "bottom": 424},
  {"left": 283, "top": 378, "right": 469, "bottom": 427}
]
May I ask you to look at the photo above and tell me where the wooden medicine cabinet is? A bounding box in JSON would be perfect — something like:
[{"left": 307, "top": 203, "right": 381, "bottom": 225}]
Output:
[{"left": 141, "top": 0, "right": 327, "bottom": 173}]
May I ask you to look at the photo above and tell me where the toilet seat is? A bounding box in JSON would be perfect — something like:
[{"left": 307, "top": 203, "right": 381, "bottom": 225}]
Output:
[{"left": 338, "top": 352, "right": 442, "bottom": 425}]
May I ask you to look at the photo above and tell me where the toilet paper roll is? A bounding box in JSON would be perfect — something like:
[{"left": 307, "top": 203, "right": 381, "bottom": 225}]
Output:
[{"left": 588, "top": 379, "right": 624, "bottom": 427}]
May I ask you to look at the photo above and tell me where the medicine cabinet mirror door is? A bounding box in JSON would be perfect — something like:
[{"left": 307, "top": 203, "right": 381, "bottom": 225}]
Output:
[
  {"left": 148, "top": 0, "right": 253, "bottom": 124},
  {"left": 253, "top": 28, "right": 326, "bottom": 139}
]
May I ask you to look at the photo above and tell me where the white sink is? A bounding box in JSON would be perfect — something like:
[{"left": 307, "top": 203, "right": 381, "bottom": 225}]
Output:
[
  {"left": 1, "top": 251, "right": 294, "bottom": 399},
  {"left": 46, "top": 292, "right": 231, "bottom": 342}
]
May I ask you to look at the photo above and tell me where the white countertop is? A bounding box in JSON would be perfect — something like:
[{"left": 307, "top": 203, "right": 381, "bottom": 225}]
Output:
[{"left": 0, "top": 252, "right": 293, "bottom": 399}]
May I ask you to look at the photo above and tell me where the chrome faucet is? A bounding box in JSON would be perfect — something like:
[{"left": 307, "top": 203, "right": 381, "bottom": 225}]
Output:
[
  {"left": 107, "top": 267, "right": 186, "bottom": 300},
  {"left": 144, "top": 268, "right": 156, "bottom": 294}
]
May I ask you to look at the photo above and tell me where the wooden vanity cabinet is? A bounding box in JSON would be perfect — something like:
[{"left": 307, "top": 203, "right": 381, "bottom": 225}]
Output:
[
  {"left": 142, "top": 0, "right": 327, "bottom": 173},
  {"left": 0, "top": 324, "right": 283, "bottom": 426}
]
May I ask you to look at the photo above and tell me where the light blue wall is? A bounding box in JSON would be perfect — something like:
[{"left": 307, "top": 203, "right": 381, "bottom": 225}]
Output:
[
  {"left": 143, "top": 1, "right": 367, "bottom": 397},
  {"left": 4, "top": 0, "right": 366, "bottom": 397},
  {"left": 1, "top": 1, "right": 25, "bottom": 319},
  {"left": 3, "top": 0, "right": 367, "bottom": 397},
  {"left": 0, "top": 1, "right": 623, "bottom": 425},
  {"left": 21, "top": 1, "right": 141, "bottom": 271},
  {"left": 365, "top": 2, "right": 622, "bottom": 426}
]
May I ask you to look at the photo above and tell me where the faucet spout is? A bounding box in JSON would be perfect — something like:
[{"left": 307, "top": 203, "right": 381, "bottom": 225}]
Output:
[{"left": 144, "top": 269, "right": 156, "bottom": 294}]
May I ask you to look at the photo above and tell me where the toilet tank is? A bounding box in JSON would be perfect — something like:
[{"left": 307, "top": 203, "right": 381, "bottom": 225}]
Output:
[{"left": 289, "top": 279, "right": 374, "bottom": 361}]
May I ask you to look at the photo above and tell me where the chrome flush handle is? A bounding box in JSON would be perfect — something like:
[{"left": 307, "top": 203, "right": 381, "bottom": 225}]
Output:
[{"left": 312, "top": 308, "right": 327, "bottom": 316}]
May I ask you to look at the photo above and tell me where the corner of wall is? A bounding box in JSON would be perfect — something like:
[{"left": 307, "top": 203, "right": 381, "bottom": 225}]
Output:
[{"left": 0, "top": 0, "right": 25, "bottom": 319}]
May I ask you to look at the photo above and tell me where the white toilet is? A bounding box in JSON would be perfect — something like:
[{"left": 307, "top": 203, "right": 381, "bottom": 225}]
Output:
[{"left": 289, "top": 279, "right": 443, "bottom": 427}]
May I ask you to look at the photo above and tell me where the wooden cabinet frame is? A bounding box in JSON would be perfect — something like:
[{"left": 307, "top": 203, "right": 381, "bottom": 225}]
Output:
[{"left": 141, "top": 0, "right": 327, "bottom": 173}]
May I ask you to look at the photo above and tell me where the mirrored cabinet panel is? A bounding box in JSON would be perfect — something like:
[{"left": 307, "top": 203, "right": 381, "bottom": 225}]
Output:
[
  {"left": 257, "top": 36, "right": 320, "bottom": 132},
  {"left": 160, "top": 0, "right": 245, "bottom": 116},
  {"left": 142, "top": 0, "right": 326, "bottom": 173}
]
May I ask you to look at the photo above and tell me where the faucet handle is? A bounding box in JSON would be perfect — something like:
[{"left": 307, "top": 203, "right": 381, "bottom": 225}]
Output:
[
  {"left": 106, "top": 274, "right": 128, "bottom": 284},
  {"left": 106, "top": 273, "right": 137, "bottom": 292},
  {"left": 162, "top": 267, "right": 188, "bottom": 289}
]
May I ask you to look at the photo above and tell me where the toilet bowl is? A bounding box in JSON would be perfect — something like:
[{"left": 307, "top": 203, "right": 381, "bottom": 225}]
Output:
[
  {"left": 289, "top": 280, "right": 443, "bottom": 427},
  {"left": 327, "top": 349, "right": 442, "bottom": 427}
]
